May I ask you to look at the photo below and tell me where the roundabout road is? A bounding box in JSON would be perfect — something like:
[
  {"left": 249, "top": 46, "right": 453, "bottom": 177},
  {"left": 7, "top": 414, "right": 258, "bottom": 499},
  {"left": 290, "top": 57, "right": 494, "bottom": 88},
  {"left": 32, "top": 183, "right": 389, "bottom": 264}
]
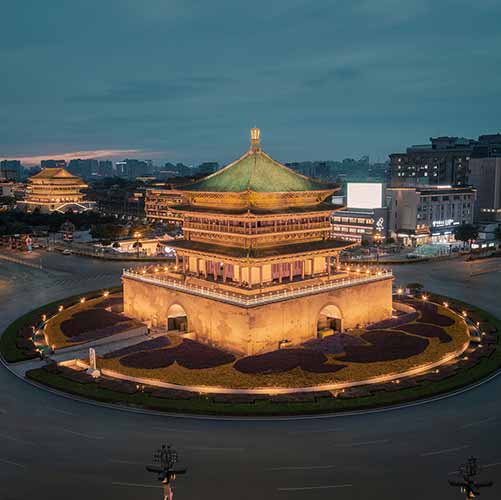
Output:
[{"left": 1, "top": 252, "right": 501, "bottom": 499}]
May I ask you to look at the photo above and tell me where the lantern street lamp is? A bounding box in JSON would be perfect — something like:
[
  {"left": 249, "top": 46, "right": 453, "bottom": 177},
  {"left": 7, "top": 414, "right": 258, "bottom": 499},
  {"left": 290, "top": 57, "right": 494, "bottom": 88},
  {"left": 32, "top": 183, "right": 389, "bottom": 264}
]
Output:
[
  {"left": 448, "top": 457, "right": 493, "bottom": 498},
  {"left": 133, "top": 232, "right": 142, "bottom": 258},
  {"left": 146, "top": 444, "right": 187, "bottom": 499}
]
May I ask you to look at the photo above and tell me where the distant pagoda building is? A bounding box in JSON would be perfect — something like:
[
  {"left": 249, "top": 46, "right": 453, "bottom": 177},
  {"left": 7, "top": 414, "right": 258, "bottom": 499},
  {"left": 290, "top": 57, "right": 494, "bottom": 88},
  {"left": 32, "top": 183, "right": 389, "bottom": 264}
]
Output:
[
  {"left": 18, "top": 167, "right": 95, "bottom": 213},
  {"left": 124, "top": 129, "right": 392, "bottom": 355}
]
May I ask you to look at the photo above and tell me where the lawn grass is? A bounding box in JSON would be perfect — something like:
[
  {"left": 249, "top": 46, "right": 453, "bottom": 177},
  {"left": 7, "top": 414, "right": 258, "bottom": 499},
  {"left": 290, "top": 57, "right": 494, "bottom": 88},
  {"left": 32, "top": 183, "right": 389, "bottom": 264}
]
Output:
[{"left": 0, "top": 286, "right": 122, "bottom": 363}]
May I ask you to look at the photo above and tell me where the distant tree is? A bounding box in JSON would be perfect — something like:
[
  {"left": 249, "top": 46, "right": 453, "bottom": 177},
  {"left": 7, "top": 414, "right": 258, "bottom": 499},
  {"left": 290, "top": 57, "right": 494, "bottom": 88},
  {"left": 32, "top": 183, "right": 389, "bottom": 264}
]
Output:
[
  {"left": 454, "top": 224, "right": 479, "bottom": 248},
  {"left": 90, "top": 223, "right": 128, "bottom": 241},
  {"left": 494, "top": 225, "right": 501, "bottom": 241}
]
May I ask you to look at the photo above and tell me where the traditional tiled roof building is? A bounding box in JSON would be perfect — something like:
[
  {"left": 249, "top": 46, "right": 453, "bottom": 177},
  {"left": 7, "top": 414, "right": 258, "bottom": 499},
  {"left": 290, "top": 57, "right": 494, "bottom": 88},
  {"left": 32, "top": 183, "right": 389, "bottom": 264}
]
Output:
[
  {"left": 124, "top": 129, "right": 392, "bottom": 355},
  {"left": 19, "top": 167, "right": 95, "bottom": 213}
]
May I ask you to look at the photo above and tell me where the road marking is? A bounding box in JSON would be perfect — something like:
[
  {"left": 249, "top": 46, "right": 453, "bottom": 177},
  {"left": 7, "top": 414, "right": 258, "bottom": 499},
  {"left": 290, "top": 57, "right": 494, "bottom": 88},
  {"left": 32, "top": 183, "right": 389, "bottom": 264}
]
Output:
[
  {"left": 277, "top": 484, "right": 352, "bottom": 492},
  {"left": 108, "top": 459, "right": 145, "bottom": 466},
  {"left": 420, "top": 445, "right": 470, "bottom": 457},
  {"left": 49, "top": 408, "right": 77, "bottom": 417},
  {"left": 267, "top": 465, "right": 336, "bottom": 471},
  {"left": 484, "top": 461, "right": 501, "bottom": 469},
  {"left": 0, "top": 458, "right": 24, "bottom": 468},
  {"left": 335, "top": 439, "right": 389, "bottom": 447},
  {"left": 288, "top": 428, "right": 345, "bottom": 435},
  {"left": 185, "top": 446, "right": 245, "bottom": 452},
  {"left": 0, "top": 433, "right": 35, "bottom": 445},
  {"left": 112, "top": 482, "right": 162, "bottom": 489},
  {"left": 59, "top": 428, "right": 104, "bottom": 440},
  {"left": 459, "top": 417, "right": 497, "bottom": 429}
]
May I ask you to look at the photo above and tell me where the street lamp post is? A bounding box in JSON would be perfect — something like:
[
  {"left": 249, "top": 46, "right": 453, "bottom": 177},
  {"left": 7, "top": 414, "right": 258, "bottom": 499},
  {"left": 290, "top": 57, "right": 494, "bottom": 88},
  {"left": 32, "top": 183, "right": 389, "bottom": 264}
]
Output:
[
  {"left": 448, "top": 457, "right": 493, "bottom": 498},
  {"left": 146, "top": 444, "right": 187, "bottom": 499},
  {"left": 133, "top": 231, "right": 142, "bottom": 258}
]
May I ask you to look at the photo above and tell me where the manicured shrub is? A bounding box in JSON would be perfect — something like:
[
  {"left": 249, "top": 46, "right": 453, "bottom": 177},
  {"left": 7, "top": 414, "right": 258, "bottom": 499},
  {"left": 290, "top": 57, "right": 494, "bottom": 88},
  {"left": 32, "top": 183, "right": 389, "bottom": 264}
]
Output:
[
  {"left": 104, "top": 336, "right": 170, "bottom": 359},
  {"left": 337, "top": 330, "right": 429, "bottom": 363},
  {"left": 234, "top": 349, "right": 346, "bottom": 374},
  {"left": 303, "top": 333, "right": 365, "bottom": 355},
  {"left": 121, "top": 339, "right": 235, "bottom": 369},
  {"left": 61, "top": 308, "right": 128, "bottom": 337}
]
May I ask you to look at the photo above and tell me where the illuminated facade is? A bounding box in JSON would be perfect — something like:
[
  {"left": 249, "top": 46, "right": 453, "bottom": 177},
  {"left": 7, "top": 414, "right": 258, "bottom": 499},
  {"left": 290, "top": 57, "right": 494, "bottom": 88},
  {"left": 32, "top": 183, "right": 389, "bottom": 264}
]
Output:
[
  {"left": 123, "top": 130, "right": 393, "bottom": 355},
  {"left": 19, "top": 168, "right": 95, "bottom": 213},
  {"left": 387, "top": 186, "right": 476, "bottom": 246}
]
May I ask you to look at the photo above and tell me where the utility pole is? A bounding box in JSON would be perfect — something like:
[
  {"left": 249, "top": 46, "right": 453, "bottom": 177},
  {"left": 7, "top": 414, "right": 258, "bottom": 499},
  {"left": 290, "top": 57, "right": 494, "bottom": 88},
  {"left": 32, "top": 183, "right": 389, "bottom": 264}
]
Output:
[
  {"left": 146, "top": 444, "right": 187, "bottom": 499},
  {"left": 448, "top": 457, "right": 493, "bottom": 498}
]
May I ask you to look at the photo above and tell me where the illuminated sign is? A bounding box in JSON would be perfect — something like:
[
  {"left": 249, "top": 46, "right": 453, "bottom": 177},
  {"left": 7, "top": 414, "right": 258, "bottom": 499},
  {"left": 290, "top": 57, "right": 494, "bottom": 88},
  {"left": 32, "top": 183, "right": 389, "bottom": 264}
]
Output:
[
  {"left": 432, "top": 219, "right": 454, "bottom": 227},
  {"left": 347, "top": 183, "right": 383, "bottom": 209}
]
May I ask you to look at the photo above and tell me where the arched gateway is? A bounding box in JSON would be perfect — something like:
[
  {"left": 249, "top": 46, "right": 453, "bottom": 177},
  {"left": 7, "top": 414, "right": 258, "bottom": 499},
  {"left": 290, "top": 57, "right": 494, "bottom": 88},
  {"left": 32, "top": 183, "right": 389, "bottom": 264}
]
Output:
[
  {"left": 317, "top": 304, "right": 343, "bottom": 336},
  {"left": 167, "top": 303, "right": 188, "bottom": 332}
]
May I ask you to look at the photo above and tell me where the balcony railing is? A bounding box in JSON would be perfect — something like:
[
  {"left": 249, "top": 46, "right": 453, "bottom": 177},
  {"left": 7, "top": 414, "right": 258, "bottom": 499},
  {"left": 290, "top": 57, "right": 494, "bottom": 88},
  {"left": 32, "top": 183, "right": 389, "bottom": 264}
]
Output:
[
  {"left": 183, "top": 221, "right": 331, "bottom": 235},
  {"left": 123, "top": 268, "right": 393, "bottom": 307}
]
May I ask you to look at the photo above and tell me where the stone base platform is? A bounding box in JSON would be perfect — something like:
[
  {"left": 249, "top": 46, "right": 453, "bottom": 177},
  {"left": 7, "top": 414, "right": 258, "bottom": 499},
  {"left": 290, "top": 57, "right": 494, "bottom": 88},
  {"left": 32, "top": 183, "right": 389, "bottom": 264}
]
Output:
[{"left": 123, "top": 275, "right": 393, "bottom": 356}]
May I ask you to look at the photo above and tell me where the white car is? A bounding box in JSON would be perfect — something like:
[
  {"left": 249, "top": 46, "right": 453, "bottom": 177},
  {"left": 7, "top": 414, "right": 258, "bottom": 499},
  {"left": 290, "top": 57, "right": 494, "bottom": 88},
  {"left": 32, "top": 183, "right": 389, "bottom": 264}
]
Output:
[{"left": 62, "top": 249, "right": 72, "bottom": 255}]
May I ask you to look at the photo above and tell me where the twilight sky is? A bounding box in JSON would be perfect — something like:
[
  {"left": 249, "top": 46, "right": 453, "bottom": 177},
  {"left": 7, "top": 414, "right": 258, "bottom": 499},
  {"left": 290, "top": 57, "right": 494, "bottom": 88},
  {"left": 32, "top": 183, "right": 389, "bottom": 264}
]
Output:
[{"left": 1, "top": 0, "right": 500, "bottom": 166}]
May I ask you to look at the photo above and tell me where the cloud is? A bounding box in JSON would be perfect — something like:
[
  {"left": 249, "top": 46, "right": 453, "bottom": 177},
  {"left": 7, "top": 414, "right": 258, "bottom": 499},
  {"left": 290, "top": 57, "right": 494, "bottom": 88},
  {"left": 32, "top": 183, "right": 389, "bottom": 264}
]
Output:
[
  {"left": 0, "top": 149, "right": 141, "bottom": 166},
  {"left": 304, "top": 66, "right": 363, "bottom": 88},
  {"left": 68, "top": 76, "right": 233, "bottom": 104}
]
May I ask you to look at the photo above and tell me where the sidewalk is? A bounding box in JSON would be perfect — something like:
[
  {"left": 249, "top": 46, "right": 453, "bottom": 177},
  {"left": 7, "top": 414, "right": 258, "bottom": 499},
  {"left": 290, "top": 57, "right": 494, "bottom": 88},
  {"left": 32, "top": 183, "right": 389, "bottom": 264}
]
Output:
[{"left": 11, "top": 327, "right": 166, "bottom": 377}]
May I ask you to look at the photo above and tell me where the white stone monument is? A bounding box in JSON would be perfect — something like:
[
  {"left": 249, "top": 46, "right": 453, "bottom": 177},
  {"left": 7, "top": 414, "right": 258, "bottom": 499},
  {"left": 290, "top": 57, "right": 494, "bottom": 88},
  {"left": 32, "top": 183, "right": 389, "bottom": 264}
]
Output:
[{"left": 86, "top": 347, "right": 101, "bottom": 378}]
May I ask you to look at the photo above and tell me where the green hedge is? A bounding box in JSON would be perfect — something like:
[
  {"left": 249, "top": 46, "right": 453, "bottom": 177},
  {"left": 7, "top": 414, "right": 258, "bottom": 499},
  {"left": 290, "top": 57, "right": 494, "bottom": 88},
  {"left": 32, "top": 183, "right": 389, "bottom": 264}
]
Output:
[{"left": 0, "top": 286, "right": 122, "bottom": 363}]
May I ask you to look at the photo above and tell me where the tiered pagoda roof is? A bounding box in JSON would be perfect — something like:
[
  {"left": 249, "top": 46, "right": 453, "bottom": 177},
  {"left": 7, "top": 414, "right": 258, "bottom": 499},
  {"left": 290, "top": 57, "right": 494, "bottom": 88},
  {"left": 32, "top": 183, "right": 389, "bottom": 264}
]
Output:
[{"left": 179, "top": 149, "right": 332, "bottom": 193}]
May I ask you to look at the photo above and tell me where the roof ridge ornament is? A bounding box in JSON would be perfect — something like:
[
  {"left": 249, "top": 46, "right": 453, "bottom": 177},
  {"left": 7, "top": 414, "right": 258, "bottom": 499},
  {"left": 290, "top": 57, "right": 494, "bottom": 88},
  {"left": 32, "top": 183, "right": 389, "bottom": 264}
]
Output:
[{"left": 250, "top": 127, "right": 261, "bottom": 152}]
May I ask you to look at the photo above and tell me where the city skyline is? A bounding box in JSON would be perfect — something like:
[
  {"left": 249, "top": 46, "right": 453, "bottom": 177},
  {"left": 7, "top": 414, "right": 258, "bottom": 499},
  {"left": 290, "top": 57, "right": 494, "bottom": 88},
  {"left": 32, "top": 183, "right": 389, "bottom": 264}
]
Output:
[{"left": 2, "top": 1, "right": 500, "bottom": 165}]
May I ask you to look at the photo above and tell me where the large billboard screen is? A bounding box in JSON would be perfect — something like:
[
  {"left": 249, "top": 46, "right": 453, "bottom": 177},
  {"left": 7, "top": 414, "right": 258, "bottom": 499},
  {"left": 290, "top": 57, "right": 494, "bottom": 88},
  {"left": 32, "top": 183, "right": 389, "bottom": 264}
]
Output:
[{"left": 347, "top": 183, "right": 383, "bottom": 209}]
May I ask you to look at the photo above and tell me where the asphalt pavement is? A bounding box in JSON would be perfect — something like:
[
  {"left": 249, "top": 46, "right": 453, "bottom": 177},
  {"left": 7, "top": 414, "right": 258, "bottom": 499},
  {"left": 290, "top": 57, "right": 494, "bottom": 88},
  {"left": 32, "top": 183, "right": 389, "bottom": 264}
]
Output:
[{"left": 1, "top": 250, "right": 500, "bottom": 500}]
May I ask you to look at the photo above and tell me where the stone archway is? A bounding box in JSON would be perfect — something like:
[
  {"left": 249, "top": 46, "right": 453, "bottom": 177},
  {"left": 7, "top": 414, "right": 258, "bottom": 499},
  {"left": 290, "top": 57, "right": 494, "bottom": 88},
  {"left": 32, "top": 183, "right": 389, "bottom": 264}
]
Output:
[
  {"left": 317, "top": 304, "right": 343, "bottom": 337},
  {"left": 167, "top": 303, "right": 188, "bottom": 332}
]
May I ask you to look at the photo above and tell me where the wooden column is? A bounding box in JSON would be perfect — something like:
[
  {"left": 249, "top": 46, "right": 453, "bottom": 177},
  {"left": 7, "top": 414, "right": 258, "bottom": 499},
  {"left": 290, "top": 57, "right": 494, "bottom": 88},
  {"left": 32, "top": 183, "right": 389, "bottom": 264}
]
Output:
[
  {"left": 301, "top": 260, "right": 305, "bottom": 279},
  {"left": 310, "top": 258, "right": 314, "bottom": 276},
  {"left": 175, "top": 253, "right": 179, "bottom": 267},
  {"left": 289, "top": 261, "right": 294, "bottom": 282},
  {"left": 327, "top": 256, "right": 331, "bottom": 276},
  {"left": 248, "top": 267, "right": 252, "bottom": 288},
  {"left": 196, "top": 258, "right": 200, "bottom": 275},
  {"left": 259, "top": 265, "right": 263, "bottom": 287},
  {"left": 237, "top": 265, "right": 241, "bottom": 284},
  {"left": 223, "top": 263, "right": 227, "bottom": 283}
]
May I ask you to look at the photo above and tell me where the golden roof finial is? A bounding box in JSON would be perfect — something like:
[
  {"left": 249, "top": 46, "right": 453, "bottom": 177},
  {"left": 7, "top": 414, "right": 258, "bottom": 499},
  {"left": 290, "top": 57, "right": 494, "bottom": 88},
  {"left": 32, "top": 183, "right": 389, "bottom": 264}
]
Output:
[{"left": 250, "top": 127, "right": 260, "bottom": 151}]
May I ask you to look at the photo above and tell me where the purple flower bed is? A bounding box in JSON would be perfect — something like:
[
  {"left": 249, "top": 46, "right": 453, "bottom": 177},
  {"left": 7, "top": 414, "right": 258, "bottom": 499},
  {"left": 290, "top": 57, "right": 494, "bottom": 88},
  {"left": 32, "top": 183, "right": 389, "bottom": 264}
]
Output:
[
  {"left": 103, "top": 336, "right": 170, "bottom": 359},
  {"left": 76, "top": 320, "right": 142, "bottom": 342},
  {"left": 397, "top": 323, "right": 452, "bottom": 343},
  {"left": 303, "top": 334, "right": 366, "bottom": 355},
  {"left": 337, "top": 330, "right": 429, "bottom": 363},
  {"left": 234, "top": 349, "right": 346, "bottom": 374},
  {"left": 404, "top": 301, "right": 455, "bottom": 327},
  {"left": 61, "top": 309, "right": 128, "bottom": 338},
  {"left": 120, "top": 339, "right": 235, "bottom": 369},
  {"left": 366, "top": 312, "right": 419, "bottom": 330},
  {"left": 95, "top": 296, "right": 123, "bottom": 310}
]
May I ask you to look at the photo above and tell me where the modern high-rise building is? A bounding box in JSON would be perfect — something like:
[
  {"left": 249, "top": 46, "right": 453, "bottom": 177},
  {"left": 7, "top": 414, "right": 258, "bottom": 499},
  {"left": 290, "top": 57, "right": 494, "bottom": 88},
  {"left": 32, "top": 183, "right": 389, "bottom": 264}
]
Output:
[
  {"left": 67, "top": 159, "right": 98, "bottom": 180},
  {"left": 41, "top": 159, "right": 67, "bottom": 169},
  {"left": 387, "top": 186, "right": 476, "bottom": 246},
  {"left": 0, "top": 160, "right": 23, "bottom": 181},
  {"left": 389, "top": 137, "right": 476, "bottom": 187}
]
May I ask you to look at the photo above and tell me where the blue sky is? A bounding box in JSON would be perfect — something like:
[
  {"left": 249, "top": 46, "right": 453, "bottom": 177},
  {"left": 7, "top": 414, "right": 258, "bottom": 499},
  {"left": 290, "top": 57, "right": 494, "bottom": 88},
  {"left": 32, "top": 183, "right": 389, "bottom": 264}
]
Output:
[{"left": 1, "top": 0, "right": 500, "bottom": 165}]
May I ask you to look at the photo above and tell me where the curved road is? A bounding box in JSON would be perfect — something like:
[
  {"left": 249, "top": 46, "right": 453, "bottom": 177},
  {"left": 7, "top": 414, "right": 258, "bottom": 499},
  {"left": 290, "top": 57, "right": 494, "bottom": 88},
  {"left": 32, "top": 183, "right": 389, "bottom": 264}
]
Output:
[{"left": 1, "top": 251, "right": 500, "bottom": 499}]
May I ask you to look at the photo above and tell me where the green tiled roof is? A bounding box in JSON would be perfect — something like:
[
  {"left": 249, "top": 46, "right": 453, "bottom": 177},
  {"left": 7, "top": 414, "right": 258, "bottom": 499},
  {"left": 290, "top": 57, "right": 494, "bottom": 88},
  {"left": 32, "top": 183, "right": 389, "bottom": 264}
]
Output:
[{"left": 179, "top": 150, "right": 331, "bottom": 193}]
